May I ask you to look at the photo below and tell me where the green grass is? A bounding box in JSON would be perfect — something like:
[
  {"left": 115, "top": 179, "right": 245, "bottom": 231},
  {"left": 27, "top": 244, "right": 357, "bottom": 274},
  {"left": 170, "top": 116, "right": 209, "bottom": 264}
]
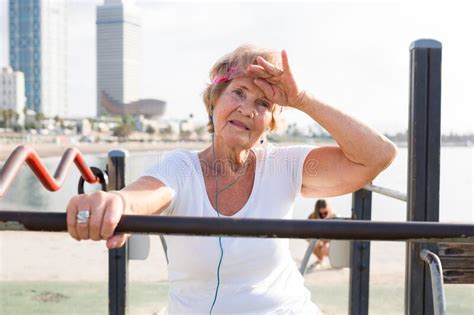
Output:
[
  {"left": 307, "top": 282, "right": 474, "bottom": 315},
  {"left": 0, "top": 281, "right": 168, "bottom": 315},
  {"left": 1, "top": 281, "right": 472, "bottom": 314}
]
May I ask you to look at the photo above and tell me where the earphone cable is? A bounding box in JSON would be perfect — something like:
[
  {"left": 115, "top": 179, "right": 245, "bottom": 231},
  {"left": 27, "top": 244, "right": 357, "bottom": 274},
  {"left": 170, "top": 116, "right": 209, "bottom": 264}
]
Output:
[{"left": 208, "top": 133, "right": 251, "bottom": 315}]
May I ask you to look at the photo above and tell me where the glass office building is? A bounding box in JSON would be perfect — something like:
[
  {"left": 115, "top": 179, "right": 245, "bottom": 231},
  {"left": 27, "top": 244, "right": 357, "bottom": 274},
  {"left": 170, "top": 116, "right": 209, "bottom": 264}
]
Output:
[{"left": 8, "top": 0, "right": 67, "bottom": 117}]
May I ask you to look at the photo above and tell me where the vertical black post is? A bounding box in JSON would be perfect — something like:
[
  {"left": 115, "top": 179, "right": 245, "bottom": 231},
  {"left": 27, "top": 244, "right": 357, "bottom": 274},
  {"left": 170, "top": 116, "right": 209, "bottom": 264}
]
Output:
[
  {"left": 107, "top": 149, "right": 129, "bottom": 315},
  {"left": 405, "top": 39, "right": 442, "bottom": 315},
  {"left": 349, "top": 188, "right": 372, "bottom": 315}
]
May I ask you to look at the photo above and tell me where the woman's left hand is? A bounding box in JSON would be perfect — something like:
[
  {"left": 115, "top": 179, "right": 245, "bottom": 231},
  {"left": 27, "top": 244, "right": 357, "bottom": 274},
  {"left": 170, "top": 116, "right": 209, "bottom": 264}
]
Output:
[{"left": 247, "top": 50, "right": 305, "bottom": 109}]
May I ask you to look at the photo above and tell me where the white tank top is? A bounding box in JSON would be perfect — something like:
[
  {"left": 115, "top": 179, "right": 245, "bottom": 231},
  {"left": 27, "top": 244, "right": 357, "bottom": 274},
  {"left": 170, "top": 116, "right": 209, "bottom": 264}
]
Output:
[{"left": 142, "top": 144, "right": 321, "bottom": 314}]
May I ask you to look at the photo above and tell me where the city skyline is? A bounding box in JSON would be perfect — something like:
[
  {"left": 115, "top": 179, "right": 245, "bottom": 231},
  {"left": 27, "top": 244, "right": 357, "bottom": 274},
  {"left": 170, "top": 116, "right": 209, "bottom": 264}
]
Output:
[{"left": 1, "top": 0, "right": 473, "bottom": 134}]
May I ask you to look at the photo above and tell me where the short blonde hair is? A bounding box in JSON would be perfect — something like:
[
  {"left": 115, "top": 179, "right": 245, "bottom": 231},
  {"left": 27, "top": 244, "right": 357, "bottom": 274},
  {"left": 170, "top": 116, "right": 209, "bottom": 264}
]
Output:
[{"left": 202, "top": 45, "right": 283, "bottom": 133}]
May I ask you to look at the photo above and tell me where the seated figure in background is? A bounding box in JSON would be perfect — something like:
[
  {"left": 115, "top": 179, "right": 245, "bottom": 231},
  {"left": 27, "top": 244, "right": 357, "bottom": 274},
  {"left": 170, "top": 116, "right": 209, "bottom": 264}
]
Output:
[{"left": 307, "top": 199, "right": 336, "bottom": 267}]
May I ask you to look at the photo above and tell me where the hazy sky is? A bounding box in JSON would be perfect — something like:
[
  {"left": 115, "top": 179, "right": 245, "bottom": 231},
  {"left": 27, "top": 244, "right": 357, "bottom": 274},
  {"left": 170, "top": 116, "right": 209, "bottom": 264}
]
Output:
[{"left": 1, "top": 0, "right": 473, "bottom": 134}]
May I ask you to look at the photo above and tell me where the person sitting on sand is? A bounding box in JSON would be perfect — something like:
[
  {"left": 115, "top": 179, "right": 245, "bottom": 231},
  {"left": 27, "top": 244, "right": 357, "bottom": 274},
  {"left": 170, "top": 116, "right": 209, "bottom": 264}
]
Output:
[
  {"left": 66, "top": 45, "right": 397, "bottom": 314},
  {"left": 307, "top": 199, "right": 336, "bottom": 267}
]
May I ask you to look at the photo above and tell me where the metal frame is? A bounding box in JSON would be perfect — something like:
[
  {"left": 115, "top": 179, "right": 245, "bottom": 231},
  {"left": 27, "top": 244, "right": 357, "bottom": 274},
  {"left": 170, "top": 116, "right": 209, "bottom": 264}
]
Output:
[
  {"left": 419, "top": 249, "right": 446, "bottom": 315},
  {"left": 107, "top": 149, "right": 129, "bottom": 315},
  {"left": 405, "top": 39, "right": 442, "bottom": 315},
  {"left": 349, "top": 189, "right": 372, "bottom": 315},
  {"left": 300, "top": 238, "right": 318, "bottom": 275}
]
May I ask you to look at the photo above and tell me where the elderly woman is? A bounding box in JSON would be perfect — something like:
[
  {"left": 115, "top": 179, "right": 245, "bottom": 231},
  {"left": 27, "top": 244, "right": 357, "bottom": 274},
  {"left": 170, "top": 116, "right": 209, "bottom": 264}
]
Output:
[{"left": 67, "top": 45, "right": 397, "bottom": 314}]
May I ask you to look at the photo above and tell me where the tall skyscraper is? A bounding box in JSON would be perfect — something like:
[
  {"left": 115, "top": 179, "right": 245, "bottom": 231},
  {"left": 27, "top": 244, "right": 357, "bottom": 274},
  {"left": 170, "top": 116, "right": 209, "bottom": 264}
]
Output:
[
  {"left": 8, "top": 0, "right": 68, "bottom": 118},
  {"left": 96, "top": 0, "right": 141, "bottom": 117}
]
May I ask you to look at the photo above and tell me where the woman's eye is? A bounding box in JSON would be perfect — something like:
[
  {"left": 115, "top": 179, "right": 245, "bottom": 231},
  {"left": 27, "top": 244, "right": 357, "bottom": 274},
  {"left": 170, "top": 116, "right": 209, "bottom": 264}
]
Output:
[
  {"left": 233, "top": 89, "right": 244, "bottom": 97},
  {"left": 258, "top": 100, "right": 270, "bottom": 108}
]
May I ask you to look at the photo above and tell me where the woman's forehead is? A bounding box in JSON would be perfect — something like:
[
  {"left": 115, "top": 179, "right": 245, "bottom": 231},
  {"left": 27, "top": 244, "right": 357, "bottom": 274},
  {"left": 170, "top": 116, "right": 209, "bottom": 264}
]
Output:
[{"left": 228, "top": 77, "right": 265, "bottom": 98}]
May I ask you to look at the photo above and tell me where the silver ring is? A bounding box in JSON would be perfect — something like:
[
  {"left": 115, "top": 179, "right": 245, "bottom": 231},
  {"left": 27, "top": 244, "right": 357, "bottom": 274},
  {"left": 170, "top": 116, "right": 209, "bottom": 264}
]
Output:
[{"left": 77, "top": 210, "right": 90, "bottom": 224}]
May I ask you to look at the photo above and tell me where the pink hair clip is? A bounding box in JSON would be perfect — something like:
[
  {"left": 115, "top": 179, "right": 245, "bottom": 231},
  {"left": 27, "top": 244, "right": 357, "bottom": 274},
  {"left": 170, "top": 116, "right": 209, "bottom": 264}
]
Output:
[
  {"left": 211, "top": 65, "right": 239, "bottom": 85},
  {"left": 211, "top": 75, "right": 229, "bottom": 85}
]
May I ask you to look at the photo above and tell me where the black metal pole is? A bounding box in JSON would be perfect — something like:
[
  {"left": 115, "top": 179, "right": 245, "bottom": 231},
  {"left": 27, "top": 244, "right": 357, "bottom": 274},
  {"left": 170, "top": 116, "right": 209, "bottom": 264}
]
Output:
[
  {"left": 349, "top": 188, "right": 372, "bottom": 315},
  {"left": 405, "top": 39, "right": 442, "bottom": 315},
  {"left": 1, "top": 212, "right": 472, "bottom": 243},
  {"left": 107, "top": 149, "right": 129, "bottom": 315}
]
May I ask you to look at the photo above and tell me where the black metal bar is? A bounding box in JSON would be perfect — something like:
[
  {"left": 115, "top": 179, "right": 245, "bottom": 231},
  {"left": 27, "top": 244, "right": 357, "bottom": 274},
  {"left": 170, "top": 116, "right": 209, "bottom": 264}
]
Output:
[
  {"left": 349, "top": 189, "right": 372, "bottom": 315},
  {"left": 424, "top": 41, "right": 443, "bottom": 315},
  {"left": 107, "top": 149, "right": 129, "bottom": 315},
  {"left": 405, "top": 39, "right": 442, "bottom": 315},
  {"left": 1, "top": 211, "right": 472, "bottom": 243}
]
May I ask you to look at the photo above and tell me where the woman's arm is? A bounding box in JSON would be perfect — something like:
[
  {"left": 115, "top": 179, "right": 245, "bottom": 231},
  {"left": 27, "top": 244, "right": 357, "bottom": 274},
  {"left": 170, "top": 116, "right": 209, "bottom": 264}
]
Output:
[
  {"left": 246, "top": 50, "right": 397, "bottom": 197},
  {"left": 297, "top": 93, "right": 398, "bottom": 197},
  {"left": 112, "top": 176, "right": 173, "bottom": 215},
  {"left": 66, "top": 176, "right": 172, "bottom": 248}
]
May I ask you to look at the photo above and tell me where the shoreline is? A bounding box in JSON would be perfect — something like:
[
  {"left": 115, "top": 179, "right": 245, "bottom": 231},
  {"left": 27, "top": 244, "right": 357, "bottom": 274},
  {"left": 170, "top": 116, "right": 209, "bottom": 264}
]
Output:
[
  {"left": 2, "top": 140, "right": 471, "bottom": 162},
  {"left": 0, "top": 141, "right": 210, "bottom": 162},
  {"left": 0, "top": 140, "right": 338, "bottom": 162}
]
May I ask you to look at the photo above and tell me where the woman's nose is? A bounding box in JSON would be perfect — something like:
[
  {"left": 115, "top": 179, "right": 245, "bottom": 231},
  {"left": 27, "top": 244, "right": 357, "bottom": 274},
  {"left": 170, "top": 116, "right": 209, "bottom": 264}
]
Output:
[{"left": 237, "top": 100, "right": 255, "bottom": 118}]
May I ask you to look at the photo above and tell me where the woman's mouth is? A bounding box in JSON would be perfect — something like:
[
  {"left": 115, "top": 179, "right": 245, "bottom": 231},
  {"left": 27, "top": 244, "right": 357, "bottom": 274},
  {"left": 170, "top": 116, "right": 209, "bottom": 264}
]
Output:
[{"left": 229, "top": 120, "right": 250, "bottom": 131}]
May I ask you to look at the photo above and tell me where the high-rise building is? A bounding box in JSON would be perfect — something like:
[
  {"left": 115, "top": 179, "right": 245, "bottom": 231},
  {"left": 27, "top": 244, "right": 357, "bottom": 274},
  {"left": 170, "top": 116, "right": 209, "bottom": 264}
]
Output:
[
  {"left": 0, "top": 66, "right": 26, "bottom": 126},
  {"left": 96, "top": 0, "right": 141, "bottom": 117},
  {"left": 8, "top": 0, "right": 68, "bottom": 118}
]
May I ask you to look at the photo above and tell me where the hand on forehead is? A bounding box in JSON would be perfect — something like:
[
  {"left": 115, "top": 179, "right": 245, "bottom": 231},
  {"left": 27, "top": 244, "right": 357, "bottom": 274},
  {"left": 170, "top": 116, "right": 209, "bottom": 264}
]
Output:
[{"left": 229, "top": 77, "right": 269, "bottom": 100}]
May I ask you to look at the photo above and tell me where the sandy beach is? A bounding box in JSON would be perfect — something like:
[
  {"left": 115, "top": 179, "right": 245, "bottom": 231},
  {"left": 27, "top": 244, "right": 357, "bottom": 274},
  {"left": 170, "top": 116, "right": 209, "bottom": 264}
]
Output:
[{"left": 0, "top": 230, "right": 404, "bottom": 283}]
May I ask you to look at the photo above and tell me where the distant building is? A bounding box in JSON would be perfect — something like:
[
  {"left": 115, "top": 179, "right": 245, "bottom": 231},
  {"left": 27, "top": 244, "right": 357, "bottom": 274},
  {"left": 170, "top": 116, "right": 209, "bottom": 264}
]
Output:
[
  {"left": 100, "top": 91, "right": 165, "bottom": 118},
  {"left": 8, "top": 0, "right": 68, "bottom": 118},
  {"left": 96, "top": 0, "right": 142, "bottom": 117},
  {"left": 0, "top": 66, "right": 26, "bottom": 126}
]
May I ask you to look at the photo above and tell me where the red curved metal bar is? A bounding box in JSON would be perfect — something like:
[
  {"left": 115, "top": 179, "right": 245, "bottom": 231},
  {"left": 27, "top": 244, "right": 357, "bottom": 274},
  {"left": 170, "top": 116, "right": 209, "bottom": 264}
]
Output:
[{"left": 0, "top": 144, "right": 99, "bottom": 198}]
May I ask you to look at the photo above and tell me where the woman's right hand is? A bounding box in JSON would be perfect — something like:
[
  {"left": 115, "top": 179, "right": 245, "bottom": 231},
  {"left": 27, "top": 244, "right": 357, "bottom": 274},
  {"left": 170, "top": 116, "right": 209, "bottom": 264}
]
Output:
[{"left": 66, "top": 190, "right": 128, "bottom": 249}]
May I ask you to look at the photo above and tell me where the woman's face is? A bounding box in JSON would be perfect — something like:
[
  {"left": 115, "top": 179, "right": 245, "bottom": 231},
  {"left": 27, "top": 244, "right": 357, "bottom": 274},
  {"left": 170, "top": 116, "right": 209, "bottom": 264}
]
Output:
[
  {"left": 318, "top": 207, "right": 333, "bottom": 219},
  {"left": 212, "top": 77, "right": 274, "bottom": 149}
]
